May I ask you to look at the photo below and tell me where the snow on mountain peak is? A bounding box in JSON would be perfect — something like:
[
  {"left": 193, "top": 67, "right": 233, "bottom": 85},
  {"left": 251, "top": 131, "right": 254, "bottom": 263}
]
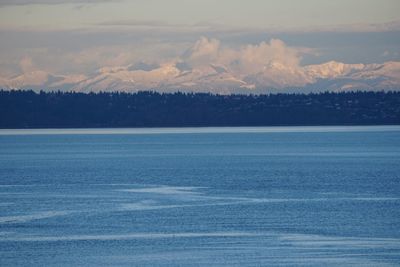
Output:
[
  {"left": 1, "top": 60, "right": 399, "bottom": 93},
  {"left": 305, "top": 61, "right": 365, "bottom": 79}
]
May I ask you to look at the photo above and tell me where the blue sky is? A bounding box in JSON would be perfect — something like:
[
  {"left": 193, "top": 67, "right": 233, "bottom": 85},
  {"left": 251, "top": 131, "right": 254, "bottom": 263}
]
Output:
[{"left": 0, "top": 0, "right": 399, "bottom": 91}]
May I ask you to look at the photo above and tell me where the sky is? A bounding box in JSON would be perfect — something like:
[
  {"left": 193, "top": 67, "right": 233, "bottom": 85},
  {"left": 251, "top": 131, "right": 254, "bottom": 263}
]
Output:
[
  {"left": 1, "top": 0, "right": 399, "bottom": 30},
  {"left": 0, "top": 0, "right": 399, "bottom": 92}
]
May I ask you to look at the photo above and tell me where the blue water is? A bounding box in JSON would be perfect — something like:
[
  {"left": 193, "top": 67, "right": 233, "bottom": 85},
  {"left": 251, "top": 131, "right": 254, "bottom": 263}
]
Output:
[{"left": 0, "top": 126, "right": 400, "bottom": 266}]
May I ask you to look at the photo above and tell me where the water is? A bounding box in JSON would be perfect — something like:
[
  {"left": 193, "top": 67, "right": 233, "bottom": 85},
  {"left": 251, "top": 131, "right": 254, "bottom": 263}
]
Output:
[{"left": 0, "top": 126, "right": 399, "bottom": 266}]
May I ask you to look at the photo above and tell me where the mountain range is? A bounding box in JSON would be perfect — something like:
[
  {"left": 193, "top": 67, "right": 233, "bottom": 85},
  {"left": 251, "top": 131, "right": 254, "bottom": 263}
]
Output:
[{"left": 1, "top": 60, "right": 399, "bottom": 93}]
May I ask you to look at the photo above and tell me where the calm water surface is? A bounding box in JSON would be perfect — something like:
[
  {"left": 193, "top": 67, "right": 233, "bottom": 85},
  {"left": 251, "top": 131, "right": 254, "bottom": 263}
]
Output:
[{"left": 0, "top": 126, "right": 400, "bottom": 266}]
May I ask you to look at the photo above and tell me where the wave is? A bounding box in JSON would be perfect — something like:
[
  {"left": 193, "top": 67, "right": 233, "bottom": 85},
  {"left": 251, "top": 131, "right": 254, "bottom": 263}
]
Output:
[
  {"left": 0, "top": 211, "right": 71, "bottom": 224},
  {"left": 0, "top": 232, "right": 259, "bottom": 242}
]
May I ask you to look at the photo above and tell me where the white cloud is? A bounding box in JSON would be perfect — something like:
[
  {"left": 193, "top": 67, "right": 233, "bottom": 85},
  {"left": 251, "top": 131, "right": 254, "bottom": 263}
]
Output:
[
  {"left": 19, "top": 56, "right": 34, "bottom": 73},
  {"left": 177, "top": 37, "right": 311, "bottom": 88},
  {"left": 186, "top": 37, "right": 220, "bottom": 67},
  {"left": 233, "top": 39, "right": 302, "bottom": 76}
]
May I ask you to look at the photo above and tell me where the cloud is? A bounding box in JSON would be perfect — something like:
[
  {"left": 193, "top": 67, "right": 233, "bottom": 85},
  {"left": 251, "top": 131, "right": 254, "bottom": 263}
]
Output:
[
  {"left": 0, "top": 0, "right": 117, "bottom": 6},
  {"left": 236, "top": 39, "right": 301, "bottom": 74},
  {"left": 0, "top": 37, "right": 310, "bottom": 90},
  {"left": 183, "top": 37, "right": 302, "bottom": 72},
  {"left": 19, "top": 56, "right": 34, "bottom": 73},
  {"left": 96, "top": 19, "right": 185, "bottom": 29},
  {"left": 307, "top": 20, "right": 400, "bottom": 33},
  {"left": 185, "top": 37, "right": 220, "bottom": 67},
  {"left": 175, "top": 37, "right": 310, "bottom": 88},
  {"left": 0, "top": 30, "right": 399, "bottom": 93},
  {"left": 116, "top": 38, "right": 356, "bottom": 90}
]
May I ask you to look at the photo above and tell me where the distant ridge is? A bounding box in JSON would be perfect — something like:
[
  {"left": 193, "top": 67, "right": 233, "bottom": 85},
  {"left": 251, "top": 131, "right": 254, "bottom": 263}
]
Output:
[
  {"left": 0, "top": 61, "right": 399, "bottom": 94},
  {"left": 0, "top": 90, "right": 399, "bottom": 128}
]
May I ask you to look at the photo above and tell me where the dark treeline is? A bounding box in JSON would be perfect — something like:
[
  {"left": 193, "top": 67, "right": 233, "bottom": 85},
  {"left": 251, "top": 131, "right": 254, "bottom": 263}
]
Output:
[{"left": 1, "top": 90, "right": 399, "bottom": 128}]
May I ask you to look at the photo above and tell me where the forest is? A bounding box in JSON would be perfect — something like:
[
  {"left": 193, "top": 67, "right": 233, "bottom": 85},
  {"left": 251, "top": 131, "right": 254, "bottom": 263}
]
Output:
[{"left": 0, "top": 90, "right": 399, "bottom": 128}]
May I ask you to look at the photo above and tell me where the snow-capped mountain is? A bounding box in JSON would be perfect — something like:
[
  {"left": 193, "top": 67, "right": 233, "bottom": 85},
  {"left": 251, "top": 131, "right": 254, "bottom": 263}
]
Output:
[
  {"left": 0, "top": 71, "right": 87, "bottom": 91},
  {"left": 304, "top": 61, "right": 400, "bottom": 91},
  {"left": 0, "top": 61, "right": 399, "bottom": 93}
]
